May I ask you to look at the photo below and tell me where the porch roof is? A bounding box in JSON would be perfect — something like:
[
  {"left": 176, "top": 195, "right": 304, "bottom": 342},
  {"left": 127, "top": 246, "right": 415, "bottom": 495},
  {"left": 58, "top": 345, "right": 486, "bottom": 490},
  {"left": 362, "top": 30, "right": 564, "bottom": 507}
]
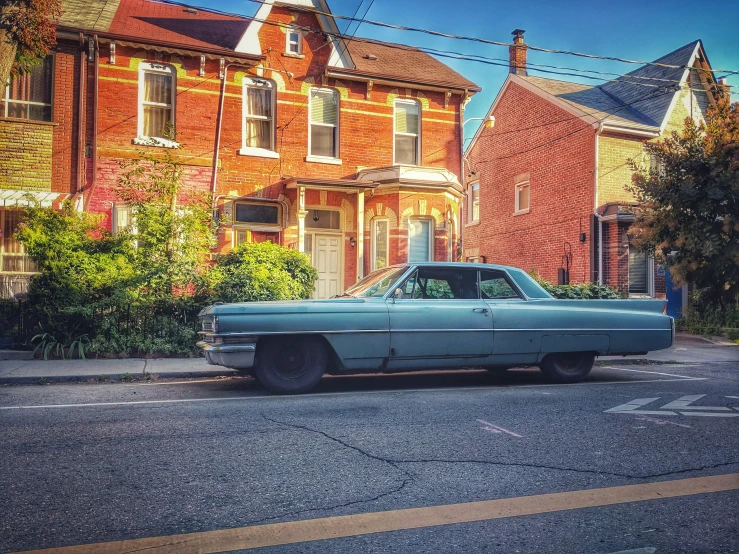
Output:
[{"left": 283, "top": 176, "right": 378, "bottom": 193}]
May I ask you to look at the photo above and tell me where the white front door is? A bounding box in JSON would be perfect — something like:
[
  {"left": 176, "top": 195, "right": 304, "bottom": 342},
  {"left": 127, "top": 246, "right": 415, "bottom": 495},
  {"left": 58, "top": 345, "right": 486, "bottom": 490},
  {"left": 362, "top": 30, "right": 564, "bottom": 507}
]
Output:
[{"left": 314, "top": 234, "right": 341, "bottom": 299}]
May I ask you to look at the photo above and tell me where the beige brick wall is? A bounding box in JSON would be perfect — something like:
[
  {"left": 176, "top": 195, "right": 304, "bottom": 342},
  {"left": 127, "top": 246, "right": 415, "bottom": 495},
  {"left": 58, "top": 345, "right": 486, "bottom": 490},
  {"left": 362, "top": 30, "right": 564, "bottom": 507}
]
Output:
[
  {"left": 0, "top": 118, "right": 54, "bottom": 191},
  {"left": 597, "top": 132, "right": 644, "bottom": 206},
  {"left": 663, "top": 75, "right": 710, "bottom": 134}
]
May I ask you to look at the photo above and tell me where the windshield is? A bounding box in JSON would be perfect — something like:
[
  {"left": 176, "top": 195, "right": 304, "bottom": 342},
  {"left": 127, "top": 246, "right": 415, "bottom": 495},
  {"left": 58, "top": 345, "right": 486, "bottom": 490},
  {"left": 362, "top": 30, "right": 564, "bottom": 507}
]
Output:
[{"left": 342, "top": 266, "right": 409, "bottom": 298}]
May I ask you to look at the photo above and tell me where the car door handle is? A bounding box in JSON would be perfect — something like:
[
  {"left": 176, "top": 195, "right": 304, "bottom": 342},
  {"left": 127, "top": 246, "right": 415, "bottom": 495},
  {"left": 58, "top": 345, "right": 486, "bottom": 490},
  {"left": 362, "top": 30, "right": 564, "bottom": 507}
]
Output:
[{"left": 472, "top": 308, "right": 489, "bottom": 314}]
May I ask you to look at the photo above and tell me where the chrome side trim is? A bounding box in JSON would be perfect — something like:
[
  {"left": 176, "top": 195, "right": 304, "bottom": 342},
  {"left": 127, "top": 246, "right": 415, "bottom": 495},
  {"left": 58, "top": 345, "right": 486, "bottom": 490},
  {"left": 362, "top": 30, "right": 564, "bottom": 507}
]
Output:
[{"left": 493, "top": 328, "right": 670, "bottom": 332}]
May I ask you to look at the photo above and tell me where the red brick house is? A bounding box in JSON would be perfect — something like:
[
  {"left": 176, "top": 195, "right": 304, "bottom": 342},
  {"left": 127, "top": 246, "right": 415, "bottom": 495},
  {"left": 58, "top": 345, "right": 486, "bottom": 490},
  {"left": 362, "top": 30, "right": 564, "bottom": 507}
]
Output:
[
  {"left": 464, "top": 31, "right": 726, "bottom": 299},
  {"left": 0, "top": 0, "right": 479, "bottom": 298}
]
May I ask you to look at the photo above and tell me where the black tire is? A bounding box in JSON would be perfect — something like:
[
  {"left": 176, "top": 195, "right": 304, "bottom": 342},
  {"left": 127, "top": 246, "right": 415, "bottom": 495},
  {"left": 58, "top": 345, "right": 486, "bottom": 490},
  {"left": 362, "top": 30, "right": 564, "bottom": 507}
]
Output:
[
  {"left": 539, "top": 352, "right": 595, "bottom": 383},
  {"left": 254, "top": 336, "right": 327, "bottom": 394}
]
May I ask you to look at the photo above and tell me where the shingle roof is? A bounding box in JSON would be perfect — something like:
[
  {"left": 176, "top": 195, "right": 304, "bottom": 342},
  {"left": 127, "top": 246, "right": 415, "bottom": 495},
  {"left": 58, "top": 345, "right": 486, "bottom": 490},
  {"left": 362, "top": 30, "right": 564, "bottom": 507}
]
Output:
[
  {"left": 57, "top": 0, "right": 479, "bottom": 91},
  {"left": 517, "top": 40, "right": 705, "bottom": 132},
  {"left": 601, "top": 40, "right": 700, "bottom": 126},
  {"left": 519, "top": 75, "right": 659, "bottom": 130},
  {"left": 338, "top": 39, "right": 481, "bottom": 92},
  {"left": 59, "top": 0, "right": 249, "bottom": 51}
]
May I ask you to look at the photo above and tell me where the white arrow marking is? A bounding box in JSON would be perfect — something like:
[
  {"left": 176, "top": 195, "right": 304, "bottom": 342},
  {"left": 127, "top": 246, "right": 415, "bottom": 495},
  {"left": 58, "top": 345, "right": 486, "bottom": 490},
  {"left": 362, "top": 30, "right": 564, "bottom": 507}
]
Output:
[
  {"left": 604, "top": 398, "right": 677, "bottom": 415},
  {"left": 680, "top": 412, "right": 739, "bottom": 418},
  {"left": 660, "top": 394, "right": 732, "bottom": 411},
  {"left": 477, "top": 419, "right": 523, "bottom": 437}
]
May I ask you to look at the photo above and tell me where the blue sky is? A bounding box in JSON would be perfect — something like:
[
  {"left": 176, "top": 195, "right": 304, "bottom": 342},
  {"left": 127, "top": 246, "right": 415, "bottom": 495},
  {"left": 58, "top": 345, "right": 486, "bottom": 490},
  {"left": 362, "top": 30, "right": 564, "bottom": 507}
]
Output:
[{"left": 201, "top": 0, "right": 738, "bottom": 141}]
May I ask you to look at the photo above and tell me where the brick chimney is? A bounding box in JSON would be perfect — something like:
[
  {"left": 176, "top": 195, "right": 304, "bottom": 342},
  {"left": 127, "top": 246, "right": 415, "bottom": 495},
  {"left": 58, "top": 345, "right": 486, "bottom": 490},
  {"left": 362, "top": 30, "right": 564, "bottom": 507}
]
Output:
[{"left": 509, "top": 29, "right": 528, "bottom": 76}]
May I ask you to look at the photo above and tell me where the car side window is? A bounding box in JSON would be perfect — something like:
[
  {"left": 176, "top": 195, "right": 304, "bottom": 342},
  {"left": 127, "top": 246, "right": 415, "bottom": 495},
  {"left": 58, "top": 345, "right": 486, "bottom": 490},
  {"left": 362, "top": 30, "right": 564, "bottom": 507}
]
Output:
[
  {"left": 480, "top": 270, "right": 521, "bottom": 300},
  {"left": 401, "top": 268, "right": 478, "bottom": 300}
]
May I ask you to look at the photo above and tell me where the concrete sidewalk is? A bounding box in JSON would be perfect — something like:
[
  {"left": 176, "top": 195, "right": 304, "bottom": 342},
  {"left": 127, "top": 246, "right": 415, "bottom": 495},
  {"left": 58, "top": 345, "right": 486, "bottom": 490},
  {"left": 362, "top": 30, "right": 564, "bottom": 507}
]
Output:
[{"left": 0, "top": 334, "right": 736, "bottom": 385}]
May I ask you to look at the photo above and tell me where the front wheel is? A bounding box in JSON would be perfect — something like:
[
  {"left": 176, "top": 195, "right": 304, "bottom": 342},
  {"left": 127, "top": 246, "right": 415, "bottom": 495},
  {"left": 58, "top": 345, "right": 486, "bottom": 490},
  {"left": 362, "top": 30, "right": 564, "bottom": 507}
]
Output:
[
  {"left": 254, "top": 336, "right": 327, "bottom": 394},
  {"left": 539, "top": 352, "right": 594, "bottom": 383}
]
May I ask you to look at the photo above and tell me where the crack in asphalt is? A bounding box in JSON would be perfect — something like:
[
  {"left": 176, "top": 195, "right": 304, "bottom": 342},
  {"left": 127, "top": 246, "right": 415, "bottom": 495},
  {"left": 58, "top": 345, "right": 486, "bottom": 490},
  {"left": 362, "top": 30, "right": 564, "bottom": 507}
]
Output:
[{"left": 251, "top": 414, "right": 413, "bottom": 526}]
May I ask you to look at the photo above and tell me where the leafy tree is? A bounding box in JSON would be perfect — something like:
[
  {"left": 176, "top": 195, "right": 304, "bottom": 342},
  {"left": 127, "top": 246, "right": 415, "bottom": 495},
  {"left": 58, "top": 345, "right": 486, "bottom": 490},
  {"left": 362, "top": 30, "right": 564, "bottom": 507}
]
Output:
[
  {"left": 212, "top": 241, "right": 317, "bottom": 303},
  {"left": 0, "top": 0, "right": 62, "bottom": 87},
  {"left": 628, "top": 98, "right": 739, "bottom": 307},
  {"left": 115, "top": 142, "right": 218, "bottom": 298}
]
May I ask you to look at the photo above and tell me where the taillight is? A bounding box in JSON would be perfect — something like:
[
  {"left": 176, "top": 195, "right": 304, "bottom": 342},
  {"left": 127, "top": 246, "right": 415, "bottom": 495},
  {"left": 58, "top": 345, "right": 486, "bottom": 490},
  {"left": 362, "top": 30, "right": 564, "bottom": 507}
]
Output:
[{"left": 662, "top": 302, "right": 668, "bottom": 315}]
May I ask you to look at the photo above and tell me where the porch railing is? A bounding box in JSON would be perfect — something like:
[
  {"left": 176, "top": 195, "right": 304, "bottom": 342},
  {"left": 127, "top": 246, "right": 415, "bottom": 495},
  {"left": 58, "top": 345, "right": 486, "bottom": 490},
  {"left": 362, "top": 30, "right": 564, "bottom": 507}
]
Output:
[{"left": 0, "top": 273, "right": 32, "bottom": 300}]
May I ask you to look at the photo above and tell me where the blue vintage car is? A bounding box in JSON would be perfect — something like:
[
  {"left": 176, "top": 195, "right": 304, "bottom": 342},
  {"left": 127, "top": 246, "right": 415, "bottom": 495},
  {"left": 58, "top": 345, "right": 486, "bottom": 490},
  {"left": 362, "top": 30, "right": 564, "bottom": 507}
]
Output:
[{"left": 197, "top": 263, "right": 675, "bottom": 393}]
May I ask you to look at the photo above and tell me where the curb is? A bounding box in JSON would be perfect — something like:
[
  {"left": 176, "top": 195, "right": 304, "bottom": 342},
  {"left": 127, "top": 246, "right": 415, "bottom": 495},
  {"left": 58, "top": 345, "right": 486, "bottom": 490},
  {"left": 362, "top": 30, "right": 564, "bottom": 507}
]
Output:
[{"left": 0, "top": 369, "right": 239, "bottom": 385}]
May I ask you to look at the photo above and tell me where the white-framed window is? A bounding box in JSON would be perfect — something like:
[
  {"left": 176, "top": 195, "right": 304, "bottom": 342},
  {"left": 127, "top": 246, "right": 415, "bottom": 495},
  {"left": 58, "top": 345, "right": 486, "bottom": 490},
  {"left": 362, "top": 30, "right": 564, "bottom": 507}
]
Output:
[
  {"left": 0, "top": 210, "right": 37, "bottom": 273},
  {"left": 111, "top": 204, "right": 132, "bottom": 235},
  {"left": 514, "top": 181, "right": 530, "bottom": 214},
  {"left": 394, "top": 99, "right": 420, "bottom": 165},
  {"left": 136, "top": 62, "right": 177, "bottom": 147},
  {"left": 286, "top": 26, "right": 303, "bottom": 55},
  {"left": 467, "top": 182, "right": 480, "bottom": 223},
  {"left": 371, "top": 218, "right": 389, "bottom": 271},
  {"left": 2, "top": 55, "right": 53, "bottom": 121},
  {"left": 308, "top": 88, "right": 339, "bottom": 159},
  {"left": 408, "top": 218, "right": 433, "bottom": 263},
  {"left": 240, "top": 77, "right": 277, "bottom": 157}
]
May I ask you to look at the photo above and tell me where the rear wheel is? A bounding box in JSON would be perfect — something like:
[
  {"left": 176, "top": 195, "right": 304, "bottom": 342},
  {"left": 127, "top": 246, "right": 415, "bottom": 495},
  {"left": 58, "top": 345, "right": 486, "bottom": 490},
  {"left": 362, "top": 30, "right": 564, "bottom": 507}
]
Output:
[
  {"left": 539, "top": 352, "right": 594, "bottom": 383},
  {"left": 254, "top": 336, "right": 327, "bottom": 394}
]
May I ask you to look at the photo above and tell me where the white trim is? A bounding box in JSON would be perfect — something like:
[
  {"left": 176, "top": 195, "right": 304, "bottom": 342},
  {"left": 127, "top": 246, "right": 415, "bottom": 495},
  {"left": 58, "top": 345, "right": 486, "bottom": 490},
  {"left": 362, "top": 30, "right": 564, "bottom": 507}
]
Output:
[
  {"left": 242, "top": 76, "right": 276, "bottom": 153},
  {"left": 514, "top": 181, "right": 530, "bottom": 215},
  {"left": 285, "top": 26, "right": 303, "bottom": 55},
  {"left": 407, "top": 217, "right": 434, "bottom": 263},
  {"left": 304, "top": 204, "right": 345, "bottom": 295},
  {"left": 307, "top": 87, "right": 340, "bottom": 160},
  {"left": 660, "top": 41, "right": 703, "bottom": 134},
  {"left": 393, "top": 98, "right": 421, "bottom": 166},
  {"left": 371, "top": 217, "right": 389, "bottom": 271},
  {"left": 234, "top": 0, "right": 275, "bottom": 55},
  {"left": 137, "top": 62, "right": 176, "bottom": 144},
  {"left": 467, "top": 181, "right": 480, "bottom": 224}
]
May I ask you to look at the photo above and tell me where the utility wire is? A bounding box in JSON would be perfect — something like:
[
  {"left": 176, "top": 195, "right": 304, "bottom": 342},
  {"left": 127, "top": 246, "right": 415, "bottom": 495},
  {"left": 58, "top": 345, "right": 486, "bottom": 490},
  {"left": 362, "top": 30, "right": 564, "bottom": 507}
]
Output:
[{"left": 234, "top": 0, "right": 739, "bottom": 77}]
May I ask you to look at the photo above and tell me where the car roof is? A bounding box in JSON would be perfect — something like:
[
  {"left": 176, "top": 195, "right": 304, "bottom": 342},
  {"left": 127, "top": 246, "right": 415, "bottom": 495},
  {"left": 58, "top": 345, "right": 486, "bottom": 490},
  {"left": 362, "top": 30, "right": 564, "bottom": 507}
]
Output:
[{"left": 389, "top": 262, "right": 519, "bottom": 272}]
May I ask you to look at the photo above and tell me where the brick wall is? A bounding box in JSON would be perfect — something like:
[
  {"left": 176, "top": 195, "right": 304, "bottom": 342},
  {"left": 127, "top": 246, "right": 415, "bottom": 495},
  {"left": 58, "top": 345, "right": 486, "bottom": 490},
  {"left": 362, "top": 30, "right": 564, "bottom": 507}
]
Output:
[
  {"left": 597, "top": 132, "right": 643, "bottom": 206},
  {"left": 464, "top": 80, "right": 596, "bottom": 284},
  {"left": 0, "top": 119, "right": 54, "bottom": 190}
]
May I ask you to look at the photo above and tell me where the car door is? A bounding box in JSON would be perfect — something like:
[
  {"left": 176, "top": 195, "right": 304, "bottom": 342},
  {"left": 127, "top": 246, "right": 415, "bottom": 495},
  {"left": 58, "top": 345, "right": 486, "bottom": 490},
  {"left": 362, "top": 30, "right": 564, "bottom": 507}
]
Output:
[
  {"left": 479, "top": 269, "right": 539, "bottom": 354},
  {"left": 386, "top": 266, "right": 494, "bottom": 361}
]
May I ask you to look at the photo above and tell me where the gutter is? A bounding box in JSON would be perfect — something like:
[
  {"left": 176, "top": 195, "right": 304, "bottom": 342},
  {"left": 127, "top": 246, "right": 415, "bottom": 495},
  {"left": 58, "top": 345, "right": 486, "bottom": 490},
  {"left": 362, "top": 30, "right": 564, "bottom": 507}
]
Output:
[
  {"left": 601, "top": 123, "right": 660, "bottom": 138},
  {"left": 459, "top": 89, "right": 468, "bottom": 261},
  {"left": 326, "top": 69, "right": 481, "bottom": 94},
  {"left": 92, "top": 35, "right": 99, "bottom": 190},
  {"left": 76, "top": 32, "right": 86, "bottom": 194}
]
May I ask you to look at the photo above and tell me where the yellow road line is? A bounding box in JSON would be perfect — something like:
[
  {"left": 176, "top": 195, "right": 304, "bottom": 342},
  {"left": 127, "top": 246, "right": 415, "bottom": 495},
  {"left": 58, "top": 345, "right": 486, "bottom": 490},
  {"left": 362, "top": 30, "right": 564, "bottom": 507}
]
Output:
[{"left": 14, "top": 473, "right": 739, "bottom": 554}]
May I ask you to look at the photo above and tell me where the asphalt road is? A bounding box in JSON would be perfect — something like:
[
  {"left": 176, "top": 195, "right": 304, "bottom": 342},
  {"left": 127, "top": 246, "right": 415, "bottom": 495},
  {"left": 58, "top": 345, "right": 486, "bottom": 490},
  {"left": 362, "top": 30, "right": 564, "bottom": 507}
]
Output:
[{"left": 1, "top": 362, "right": 738, "bottom": 554}]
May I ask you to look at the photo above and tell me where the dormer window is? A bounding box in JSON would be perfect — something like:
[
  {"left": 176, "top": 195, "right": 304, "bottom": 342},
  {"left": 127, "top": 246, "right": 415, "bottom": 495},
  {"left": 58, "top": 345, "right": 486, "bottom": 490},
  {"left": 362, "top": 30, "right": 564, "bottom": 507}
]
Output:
[{"left": 286, "top": 27, "right": 302, "bottom": 55}]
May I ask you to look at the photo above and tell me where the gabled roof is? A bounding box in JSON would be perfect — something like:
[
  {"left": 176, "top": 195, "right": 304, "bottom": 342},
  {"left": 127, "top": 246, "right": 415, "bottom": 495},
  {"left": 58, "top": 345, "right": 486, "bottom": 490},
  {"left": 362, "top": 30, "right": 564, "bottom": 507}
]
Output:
[
  {"left": 601, "top": 40, "right": 701, "bottom": 127},
  {"left": 518, "top": 75, "right": 659, "bottom": 131},
  {"left": 58, "top": 0, "right": 251, "bottom": 52},
  {"left": 336, "top": 39, "right": 481, "bottom": 92},
  {"left": 57, "top": 0, "right": 479, "bottom": 92}
]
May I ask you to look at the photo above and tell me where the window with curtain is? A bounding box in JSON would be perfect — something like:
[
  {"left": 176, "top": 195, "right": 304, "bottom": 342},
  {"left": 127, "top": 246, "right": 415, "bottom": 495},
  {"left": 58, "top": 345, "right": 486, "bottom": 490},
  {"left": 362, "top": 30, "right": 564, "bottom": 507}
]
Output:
[
  {"left": 243, "top": 78, "right": 275, "bottom": 151},
  {"left": 394, "top": 99, "right": 420, "bottom": 165},
  {"left": 0, "top": 210, "right": 37, "bottom": 273},
  {"left": 515, "top": 181, "right": 530, "bottom": 213},
  {"left": 372, "top": 218, "right": 389, "bottom": 270},
  {"left": 468, "top": 182, "right": 480, "bottom": 223},
  {"left": 309, "top": 88, "right": 338, "bottom": 158},
  {"left": 408, "top": 219, "right": 432, "bottom": 262},
  {"left": 3, "top": 56, "right": 53, "bottom": 121},
  {"left": 628, "top": 241, "right": 649, "bottom": 294},
  {"left": 139, "top": 64, "right": 175, "bottom": 140}
]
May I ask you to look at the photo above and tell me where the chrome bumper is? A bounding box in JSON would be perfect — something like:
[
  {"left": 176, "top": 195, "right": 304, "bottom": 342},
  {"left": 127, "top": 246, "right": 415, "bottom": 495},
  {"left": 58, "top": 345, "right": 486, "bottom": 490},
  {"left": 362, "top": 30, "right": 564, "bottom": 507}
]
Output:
[
  {"left": 670, "top": 317, "right": 676, "bottom": 347},
  {"left": 196, "top": 341, "right": 257, "bottom": 370}
]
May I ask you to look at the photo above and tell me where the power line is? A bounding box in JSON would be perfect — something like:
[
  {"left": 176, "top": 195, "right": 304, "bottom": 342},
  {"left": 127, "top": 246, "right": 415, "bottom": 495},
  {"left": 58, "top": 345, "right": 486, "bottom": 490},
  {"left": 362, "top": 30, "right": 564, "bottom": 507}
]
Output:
[
  {"left": 153, "top": 0, "right": 724, "bottom": 94},
  {"left": 235, "top": 0, "right": 739, "bottom": 77}
]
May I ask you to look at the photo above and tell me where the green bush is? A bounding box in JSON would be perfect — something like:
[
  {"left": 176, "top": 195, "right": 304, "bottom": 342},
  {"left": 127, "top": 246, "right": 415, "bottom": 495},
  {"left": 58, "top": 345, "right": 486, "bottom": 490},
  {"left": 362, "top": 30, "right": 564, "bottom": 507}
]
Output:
[
  {"left": 211, "top": 242, "right": 318, "bottom": 303},
  {"left": 681, "top": 290, "right": 739, "bottom": 337},
  {"left": 530, "top": 271, "right": 622, "bottom": 299}
]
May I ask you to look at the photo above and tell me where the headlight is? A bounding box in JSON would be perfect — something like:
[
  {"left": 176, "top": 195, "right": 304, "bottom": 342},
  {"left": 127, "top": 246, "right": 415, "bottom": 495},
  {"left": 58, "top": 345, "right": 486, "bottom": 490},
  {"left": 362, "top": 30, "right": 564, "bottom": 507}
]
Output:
[{"left": 202, "top": 316, "right": 219, "bottom": 333}]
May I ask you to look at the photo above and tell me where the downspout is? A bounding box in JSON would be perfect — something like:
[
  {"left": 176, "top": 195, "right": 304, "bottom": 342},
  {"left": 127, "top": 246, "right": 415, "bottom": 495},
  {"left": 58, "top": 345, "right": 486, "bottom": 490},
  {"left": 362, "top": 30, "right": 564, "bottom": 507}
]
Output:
[
  {"left": 92, "top": 35, "right": 99, "bottom": 188},
  {"left": 593, "top": 122, "right": 604, "bottom": 284},
  {"left": 211, "top": 62, "right": 255, "bottom": 203},
  {"left": 458, "top": 89, "right": 469, "bottom": 262},
  {"left": 77, "top": 32, "right": 86, "bottom": 193}
]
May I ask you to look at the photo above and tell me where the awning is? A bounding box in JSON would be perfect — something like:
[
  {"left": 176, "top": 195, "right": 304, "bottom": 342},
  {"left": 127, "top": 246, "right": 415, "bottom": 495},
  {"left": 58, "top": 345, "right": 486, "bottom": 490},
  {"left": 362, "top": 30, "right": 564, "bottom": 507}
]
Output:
[
  {"left": 0, "top": 190, "right": 69, "bottom": 208},
  {"left": 599, "top": 201, "right": 637, "bottom": 221},
  {"left": 283, "top": 176, "right": 378, "bottom": 193}
]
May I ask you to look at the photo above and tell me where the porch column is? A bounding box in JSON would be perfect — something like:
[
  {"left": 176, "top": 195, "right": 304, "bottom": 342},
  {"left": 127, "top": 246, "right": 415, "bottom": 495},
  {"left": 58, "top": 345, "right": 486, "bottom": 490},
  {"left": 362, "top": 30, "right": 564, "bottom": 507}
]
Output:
[
  {"left": 357, "top": 191, "right": 365, "bottom": 279},
  {"left": 297, "top": 186, "right": 307, "bottom": 253}
]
